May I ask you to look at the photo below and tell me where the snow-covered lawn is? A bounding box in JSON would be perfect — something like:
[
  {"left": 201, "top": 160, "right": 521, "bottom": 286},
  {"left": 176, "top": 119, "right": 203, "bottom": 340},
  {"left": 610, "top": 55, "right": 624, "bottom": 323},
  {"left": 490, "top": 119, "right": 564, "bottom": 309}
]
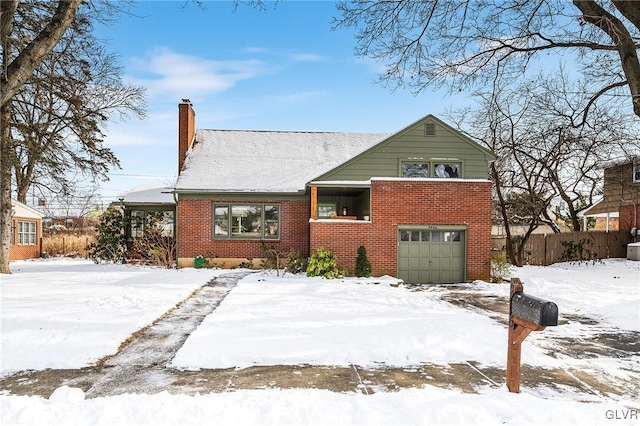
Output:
[{"left": 1, "top": 258, "right": 639, "bottom": 425}]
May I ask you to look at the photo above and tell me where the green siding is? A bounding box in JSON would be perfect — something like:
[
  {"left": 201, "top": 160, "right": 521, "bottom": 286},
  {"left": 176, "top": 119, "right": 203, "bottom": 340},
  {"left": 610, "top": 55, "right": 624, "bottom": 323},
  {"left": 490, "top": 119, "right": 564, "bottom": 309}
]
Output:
[{"left": 316, "top": 116, "right": 494, "bottom": 182}]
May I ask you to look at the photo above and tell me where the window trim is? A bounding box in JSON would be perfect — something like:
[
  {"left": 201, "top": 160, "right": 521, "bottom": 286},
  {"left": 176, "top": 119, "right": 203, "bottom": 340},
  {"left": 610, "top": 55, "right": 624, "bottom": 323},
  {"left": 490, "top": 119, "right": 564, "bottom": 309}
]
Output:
[
  {"left": 17, "top": 220, "right": 37, "bottom": 245},
  {"left": 400, "top": 161, "right": 430, "bottom": 178},
  {"left": 400, "top": 159, "right": 463, "bottom": 178},
  {"left": 213, "top": 203, "right": 281, "bottom": 240},
  {"left": 128, "top": 208, "right": 175, "bottom": 238}
]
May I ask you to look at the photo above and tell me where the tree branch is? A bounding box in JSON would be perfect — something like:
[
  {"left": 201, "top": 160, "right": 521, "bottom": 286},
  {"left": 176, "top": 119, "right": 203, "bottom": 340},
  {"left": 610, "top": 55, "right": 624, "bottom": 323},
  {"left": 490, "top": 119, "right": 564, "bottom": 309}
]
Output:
[{"left": 1, "top": 0, "right": 83, "bottom": 107}]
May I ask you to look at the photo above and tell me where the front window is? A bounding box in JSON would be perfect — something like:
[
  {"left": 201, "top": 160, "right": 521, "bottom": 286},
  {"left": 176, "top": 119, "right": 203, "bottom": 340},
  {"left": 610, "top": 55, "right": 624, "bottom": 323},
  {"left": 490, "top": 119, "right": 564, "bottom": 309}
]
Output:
[
  {"left": 18, "top": 221, "right": 36, "bottom": 245},
  {"left": 214, "top": 203, "right": 280, "bottom": 239},
  {"left": 634, "top": 162, "right": 640, "bottom": 182}
]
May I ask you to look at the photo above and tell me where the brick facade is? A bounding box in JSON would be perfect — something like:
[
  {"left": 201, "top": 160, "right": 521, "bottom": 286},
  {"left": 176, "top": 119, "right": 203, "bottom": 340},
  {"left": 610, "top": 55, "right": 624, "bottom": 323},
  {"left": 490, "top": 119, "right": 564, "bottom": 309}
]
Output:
[
  {"left": 177, "top": 198, "right": 310, "bottom": 267},
  {"left": 9, "top": 216, "right": 42, "bottom": 261},
  {"left": 310, "top": 179, "right": 493, "bottom": 281},
  {"left": 619, "top": 204, "right": 639, "bottom": 232}
]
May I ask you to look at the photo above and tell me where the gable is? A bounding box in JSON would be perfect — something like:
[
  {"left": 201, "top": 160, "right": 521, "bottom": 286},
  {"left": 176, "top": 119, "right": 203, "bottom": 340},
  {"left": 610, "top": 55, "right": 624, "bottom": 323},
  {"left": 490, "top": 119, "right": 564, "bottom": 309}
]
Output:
[
  {"left": 314, "top": 115, "right": 496, "bottom": 182},
  {"left": 11, "top": 200, "right": 44, "bottom": 219}
]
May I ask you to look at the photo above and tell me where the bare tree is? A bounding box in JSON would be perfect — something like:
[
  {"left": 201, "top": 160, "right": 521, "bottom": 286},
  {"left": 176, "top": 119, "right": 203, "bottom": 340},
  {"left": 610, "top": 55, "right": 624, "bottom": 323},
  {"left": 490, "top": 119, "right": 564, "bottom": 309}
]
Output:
[
  {"left": 0, "top": 1, "right": 135, "bottom": 273},
  {"left": 1, "top": 0, "right": 83, "bottom": 274},
  {"left": 9, "top": 2, "right": 146, "bottom": 204},
  {"left": 36, "top": 180, "right": 102, "bottom": 232},
  {"left": 449, "top": 73, "right": 639, "bottom": 265},
  {"left": 334, "top": 0, "right": 640, "bottom": 118},
  {"left": 0, "top": 0, "right": 271, "bottom": 273}
]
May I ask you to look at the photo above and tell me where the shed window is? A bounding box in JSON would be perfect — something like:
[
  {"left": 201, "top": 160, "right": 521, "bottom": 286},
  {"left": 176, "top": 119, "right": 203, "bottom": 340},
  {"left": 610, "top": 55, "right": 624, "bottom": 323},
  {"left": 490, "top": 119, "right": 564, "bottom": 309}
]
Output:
[{"left": 18, "top": 221, "right": 36, "bottom": 245}]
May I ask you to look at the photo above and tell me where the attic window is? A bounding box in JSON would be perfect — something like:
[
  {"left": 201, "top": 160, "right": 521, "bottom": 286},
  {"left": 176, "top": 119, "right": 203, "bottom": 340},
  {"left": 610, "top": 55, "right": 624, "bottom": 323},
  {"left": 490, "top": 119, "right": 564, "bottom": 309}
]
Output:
[
  {"left": 434, "top": 163, "right": 461, "bottom": 178},
  {"left": 401, "top": 162, "right": 429, "bottom": 178},
  {"left": 425, "top": 123, "right": 436, "bottom": 136}
]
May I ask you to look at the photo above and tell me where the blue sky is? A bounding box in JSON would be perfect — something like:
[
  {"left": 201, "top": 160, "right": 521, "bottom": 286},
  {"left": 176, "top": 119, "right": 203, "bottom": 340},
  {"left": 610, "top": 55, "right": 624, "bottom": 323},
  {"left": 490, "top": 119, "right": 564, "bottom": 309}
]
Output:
[{"left": 94, "top": 1, "right": 474, "bottom": 204}]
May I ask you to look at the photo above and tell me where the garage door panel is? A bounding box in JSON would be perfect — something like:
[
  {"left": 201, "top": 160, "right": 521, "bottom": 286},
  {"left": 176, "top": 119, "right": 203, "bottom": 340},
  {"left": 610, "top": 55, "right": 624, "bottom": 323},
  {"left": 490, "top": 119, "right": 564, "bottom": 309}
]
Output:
[{"left": 398, "top": 228, "right": 466, "bottom": 284}]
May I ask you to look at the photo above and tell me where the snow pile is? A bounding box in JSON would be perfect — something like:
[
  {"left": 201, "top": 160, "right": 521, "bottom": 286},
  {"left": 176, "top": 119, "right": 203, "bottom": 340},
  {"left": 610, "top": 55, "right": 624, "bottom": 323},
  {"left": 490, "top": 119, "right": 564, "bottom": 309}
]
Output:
[{"left": 1, "top": 258, "right": 638, "bottom": 425}]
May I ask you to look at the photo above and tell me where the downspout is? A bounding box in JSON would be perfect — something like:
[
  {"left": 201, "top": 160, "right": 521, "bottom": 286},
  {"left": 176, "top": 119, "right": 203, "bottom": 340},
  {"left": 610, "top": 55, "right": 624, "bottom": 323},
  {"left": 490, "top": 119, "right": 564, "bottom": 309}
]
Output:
[
  {"left": 173, "top": 190, "right": 179, "bottom": 265},
  {"left": 621, "top": 167, "right": 638, "bottom": 242}
]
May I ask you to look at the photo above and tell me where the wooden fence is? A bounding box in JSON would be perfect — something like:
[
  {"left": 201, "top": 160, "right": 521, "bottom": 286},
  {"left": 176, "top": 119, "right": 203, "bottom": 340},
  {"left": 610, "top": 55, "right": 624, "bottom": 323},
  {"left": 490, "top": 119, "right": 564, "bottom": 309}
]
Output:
[{"left": 491, "top": 230, "right": 632, "bottom": 266}]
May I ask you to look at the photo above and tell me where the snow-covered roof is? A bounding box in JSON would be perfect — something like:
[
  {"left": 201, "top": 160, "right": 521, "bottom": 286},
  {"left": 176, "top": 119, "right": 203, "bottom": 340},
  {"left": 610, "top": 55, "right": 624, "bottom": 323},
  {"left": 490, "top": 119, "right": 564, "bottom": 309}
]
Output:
[
  {"left": 175, "top": 130, "right": 390, "bottom": 193},
  {"left": 11, "top": 200, "right": 44, "bottom": 219},
  {"left": 123, "top": 186, "right": 175, "bottom": 205}
]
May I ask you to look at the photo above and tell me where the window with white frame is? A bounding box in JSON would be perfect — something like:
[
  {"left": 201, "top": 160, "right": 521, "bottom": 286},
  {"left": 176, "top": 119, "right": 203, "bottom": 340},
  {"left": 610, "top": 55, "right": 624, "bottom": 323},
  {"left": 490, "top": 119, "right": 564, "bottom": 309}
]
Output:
[
  {"left": 18, "top": 221, "right": 36, "bottom": 245},
  {"left": 213, "top": 203, "right": 280, "bottom": 239},
  {"left": 634, "top": 162, "right": 640, "bottom": 182}
]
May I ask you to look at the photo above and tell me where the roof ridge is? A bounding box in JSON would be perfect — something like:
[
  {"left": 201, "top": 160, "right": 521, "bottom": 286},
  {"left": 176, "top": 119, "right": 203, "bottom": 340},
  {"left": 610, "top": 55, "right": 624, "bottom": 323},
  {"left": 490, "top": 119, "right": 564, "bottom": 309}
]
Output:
[{"left": 198, "top": 129, "right": 389, "bottom": 135}]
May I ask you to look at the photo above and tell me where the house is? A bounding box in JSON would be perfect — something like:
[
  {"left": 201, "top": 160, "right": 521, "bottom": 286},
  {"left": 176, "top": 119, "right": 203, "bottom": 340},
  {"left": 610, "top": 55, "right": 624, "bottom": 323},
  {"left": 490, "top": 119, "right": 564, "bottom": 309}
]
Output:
[
  {"left": 583, "top": 158, "right": 640, "bottom": 235},
  {"left": 9, "top": 199, "right": 44, "bottom": 261},
  {"left": 173, "top": 100, "right": 495, "bottom": 284}
]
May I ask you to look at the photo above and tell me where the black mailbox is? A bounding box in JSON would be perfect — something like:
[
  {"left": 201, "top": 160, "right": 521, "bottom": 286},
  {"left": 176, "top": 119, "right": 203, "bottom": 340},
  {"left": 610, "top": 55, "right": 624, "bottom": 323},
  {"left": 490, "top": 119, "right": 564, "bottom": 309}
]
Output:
[{"left": 511, "top": 292, "right": 558, "bottom": 327}]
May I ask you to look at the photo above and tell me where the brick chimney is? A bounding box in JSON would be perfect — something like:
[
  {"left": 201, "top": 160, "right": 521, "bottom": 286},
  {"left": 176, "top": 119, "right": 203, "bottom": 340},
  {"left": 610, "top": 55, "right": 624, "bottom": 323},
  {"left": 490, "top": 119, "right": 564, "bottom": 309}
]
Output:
[{"left": 178, "top": 99, "right": 196, "bottom": 172}]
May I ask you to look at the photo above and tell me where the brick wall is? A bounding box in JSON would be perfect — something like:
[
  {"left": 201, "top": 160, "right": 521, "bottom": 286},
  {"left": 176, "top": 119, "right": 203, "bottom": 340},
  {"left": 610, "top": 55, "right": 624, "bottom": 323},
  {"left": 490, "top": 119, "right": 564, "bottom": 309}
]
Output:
[
  {"left": 619, "top": 204, "right": 639, "bottom": 232},
  {"left": 9, "top": 217, "right": 42, "bottom": 261},
  {"left": 310, "top": 179, "right": 492, "bottom": 281},
  {"left": 177, "top": 198, "right": 310, "bottom": 266}
]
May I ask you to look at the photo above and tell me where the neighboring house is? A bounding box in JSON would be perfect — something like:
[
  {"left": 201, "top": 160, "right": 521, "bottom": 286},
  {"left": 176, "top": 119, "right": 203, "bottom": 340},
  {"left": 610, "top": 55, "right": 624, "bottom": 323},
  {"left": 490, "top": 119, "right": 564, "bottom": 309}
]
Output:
[
  {"left": 9, "top": 199, "right": 44, "bottom": 261},
  {"left": 173, "top": 100, "right": 496, "bottom": 284},
  {"left": 583, "top": 158, "right": 640, "bottom": 235}
]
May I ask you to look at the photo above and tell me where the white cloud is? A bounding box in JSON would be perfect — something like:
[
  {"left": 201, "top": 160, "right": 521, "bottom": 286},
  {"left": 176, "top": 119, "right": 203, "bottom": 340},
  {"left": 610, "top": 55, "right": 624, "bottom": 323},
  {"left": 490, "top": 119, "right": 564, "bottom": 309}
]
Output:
[
  {"left": 355, "top": 56, "right": 387, "bottom": 74},
  {"left": 129, "top": 47, "right": 267, "bottom": 97},
  {"left": 288, "top": 52, "right": 324, "bottom": 62}
]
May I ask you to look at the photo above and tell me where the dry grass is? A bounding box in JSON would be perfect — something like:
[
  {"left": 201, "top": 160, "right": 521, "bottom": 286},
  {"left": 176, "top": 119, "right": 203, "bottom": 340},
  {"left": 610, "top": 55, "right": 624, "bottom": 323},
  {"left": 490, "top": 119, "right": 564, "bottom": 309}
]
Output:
[{"left": 43, "top": 234, "right": 96, "bottom": 258}]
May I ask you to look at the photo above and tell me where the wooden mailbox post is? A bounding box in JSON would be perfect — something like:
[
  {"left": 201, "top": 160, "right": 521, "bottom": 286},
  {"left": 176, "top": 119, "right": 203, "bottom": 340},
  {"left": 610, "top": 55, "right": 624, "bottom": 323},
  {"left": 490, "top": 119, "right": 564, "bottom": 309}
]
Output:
[{"left": 507, "top": 278, "right": 558, "bottom": 393}]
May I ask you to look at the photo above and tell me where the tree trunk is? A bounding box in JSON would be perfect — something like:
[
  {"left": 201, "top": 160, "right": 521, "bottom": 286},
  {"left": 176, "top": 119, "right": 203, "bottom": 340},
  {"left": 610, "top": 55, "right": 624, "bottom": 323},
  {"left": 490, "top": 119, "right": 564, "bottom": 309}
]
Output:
[
  {"left": 0, "top": 0, "right": 83, "bottom": 107},
  {"left": 491, "top": 162, "right": 519, "bottom": 266},
  {"left": 573, "top": 0, "right": 640, "bottom": 118},
  {"left": 0, "top": 102, "right": 13, "bottom": 274}
]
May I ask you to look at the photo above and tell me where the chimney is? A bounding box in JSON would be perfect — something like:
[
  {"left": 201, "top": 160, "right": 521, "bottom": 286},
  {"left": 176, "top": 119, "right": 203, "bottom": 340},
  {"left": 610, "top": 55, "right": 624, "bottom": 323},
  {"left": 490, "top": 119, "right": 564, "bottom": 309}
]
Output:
[{"left": 178, "top": 99, "right": 196, "bottom": 172}]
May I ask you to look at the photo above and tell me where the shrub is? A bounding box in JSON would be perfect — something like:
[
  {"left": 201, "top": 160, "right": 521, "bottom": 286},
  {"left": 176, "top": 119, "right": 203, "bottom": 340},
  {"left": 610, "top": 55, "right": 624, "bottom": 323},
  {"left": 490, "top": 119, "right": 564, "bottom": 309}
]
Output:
[
  {"left": 307, "top": 247, "right": 342, "bottom": 279},
  {"left": 560, "top": 239, "right": 599, "bottom": 264},
  {"left": 87, "top": 208, "right": 128, "bottom": 264},
  {"left": 355, "top": 245, "right": 371, "bottom": 278},
  {"left": 285, "top": 249, "right": 305, "bottom": 274},
  {"left": 130, "top": 215, "right": 176, "bottom": 268},
  {"left": 490, "top": 251, "right": 511, "bottom": 283},
  {"left": 260, "top": 242, "right": 279, "bottom": 270}
]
